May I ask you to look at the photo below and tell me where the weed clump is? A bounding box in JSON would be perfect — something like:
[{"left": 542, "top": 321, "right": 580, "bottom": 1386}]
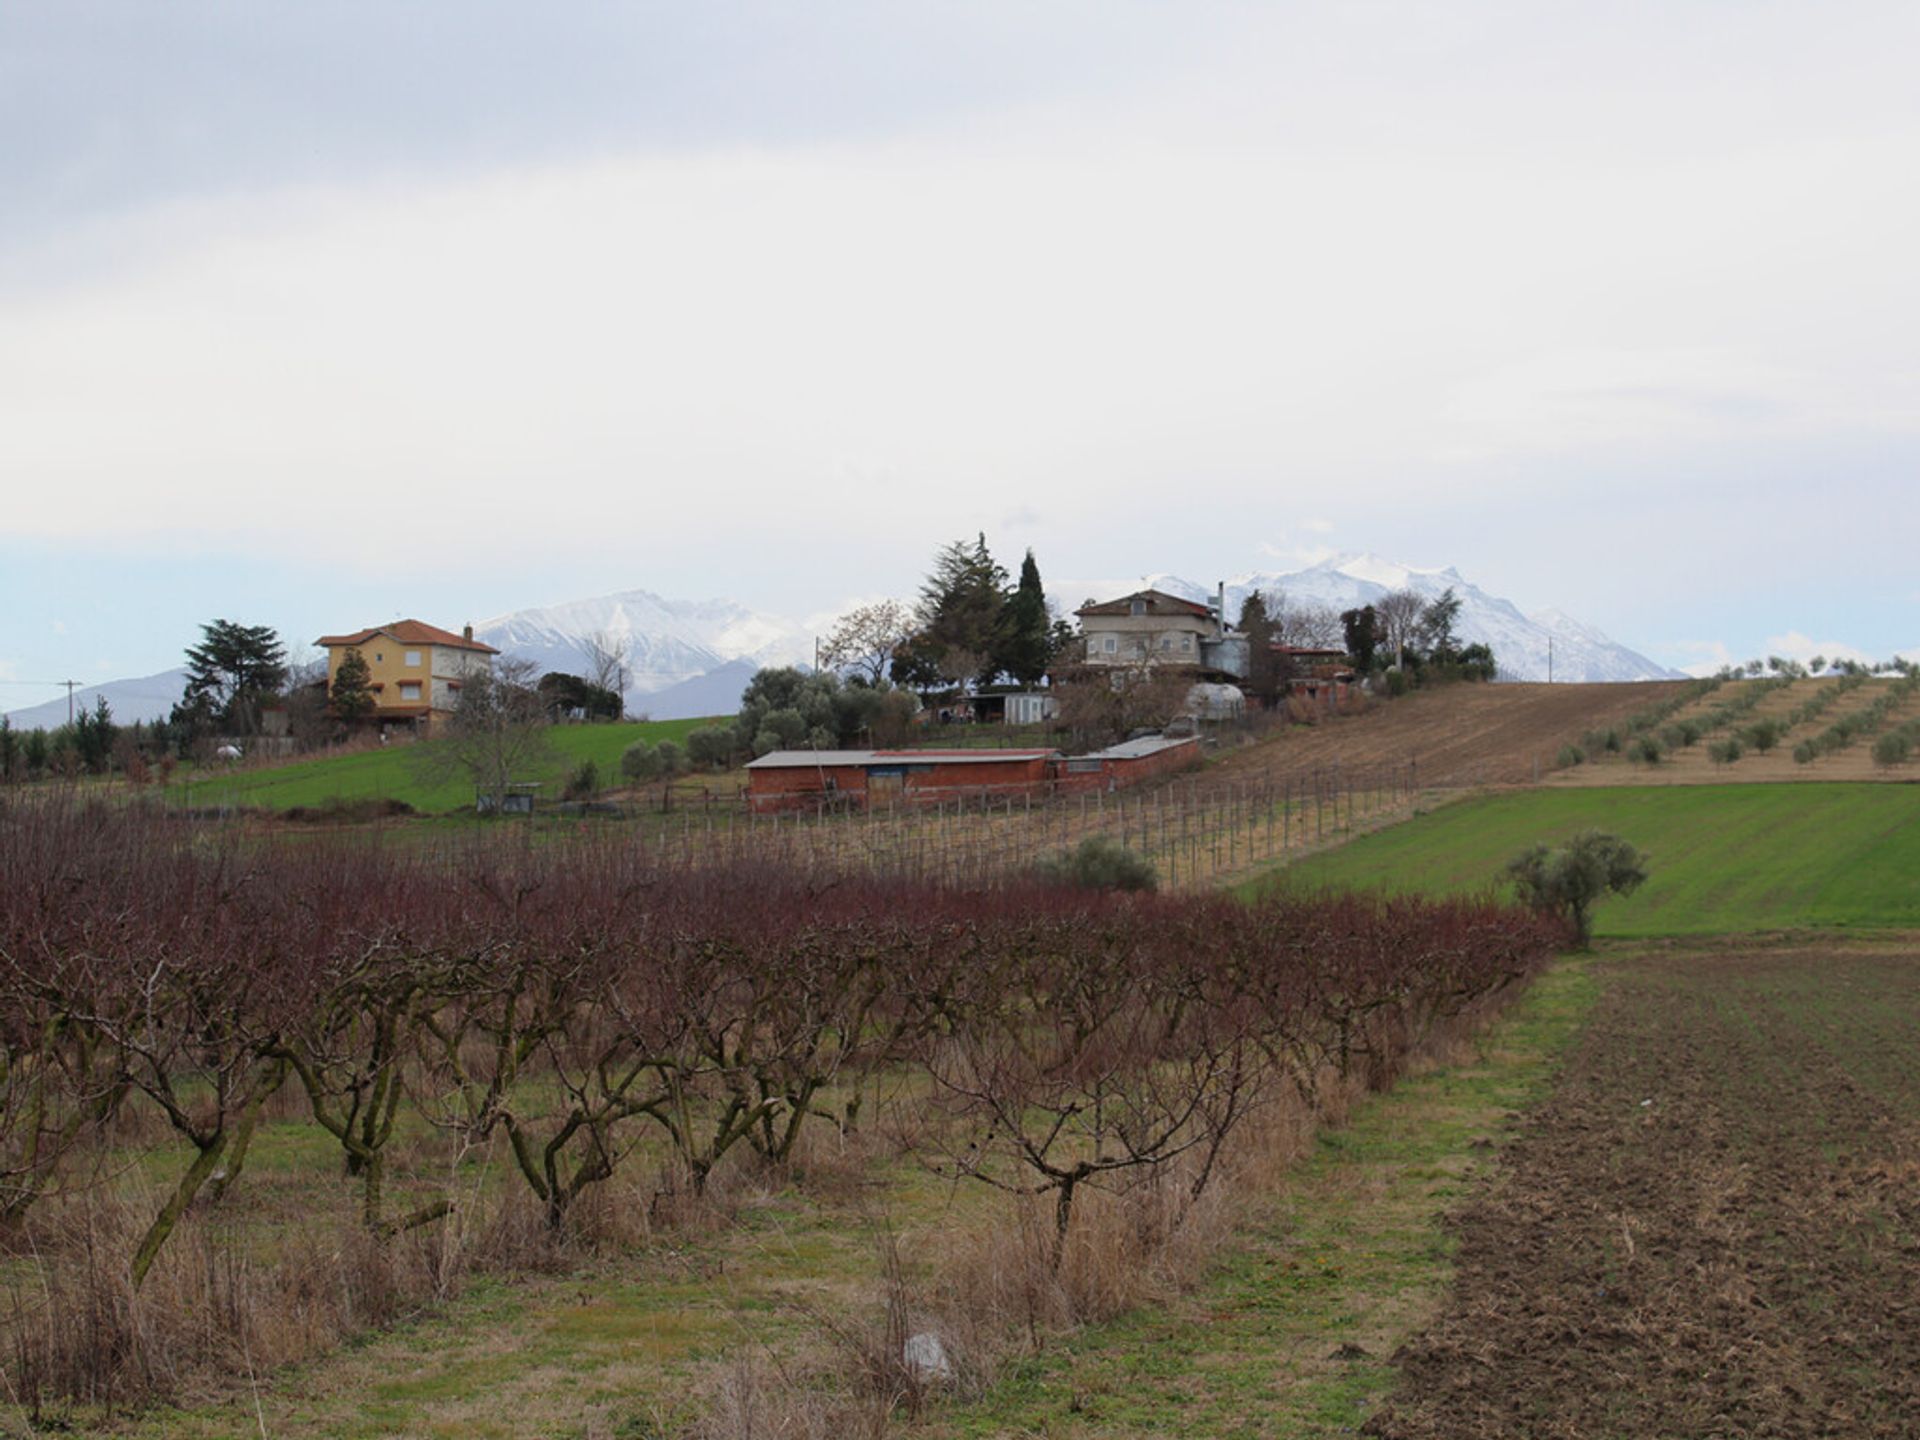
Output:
[{"left": 1032, "top": 835, "right": 1158, "bottom": 891}]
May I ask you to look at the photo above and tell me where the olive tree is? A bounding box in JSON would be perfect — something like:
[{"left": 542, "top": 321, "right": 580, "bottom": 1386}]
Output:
[{"left": 1505, "top": 830, "right": 1648, "bottom": 947}]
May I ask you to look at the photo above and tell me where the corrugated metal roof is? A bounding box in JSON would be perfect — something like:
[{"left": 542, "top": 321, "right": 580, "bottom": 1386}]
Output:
[
  {"left": 745, "top": 751, "right": 880, "bottom": 769},
  {"left": 1083, "top": 735, "right": 1201, "bottom": 761},
  {"left": 746, "top": 748, "right": 1060, "bottom": 770},
  {"left": 882, "top": 752, "right": 1057, "bottom": 766}
]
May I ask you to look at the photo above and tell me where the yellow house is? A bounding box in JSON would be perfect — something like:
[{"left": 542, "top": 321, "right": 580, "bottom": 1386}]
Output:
[{"left": 315, "top": 620, "right": 499, "bottom": 733}]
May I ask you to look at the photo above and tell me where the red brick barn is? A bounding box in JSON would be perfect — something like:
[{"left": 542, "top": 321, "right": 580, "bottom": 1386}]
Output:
[
  {"left": 1052, "top": 734, "right": 1203, "bottom": 794},
  {"left": 745, "top": 749, "right": 1060, "bottom": 813}
]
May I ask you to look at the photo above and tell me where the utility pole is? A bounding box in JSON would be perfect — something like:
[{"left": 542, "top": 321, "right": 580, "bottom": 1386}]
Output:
[{"left": 64, "top": 679, "right": 78, "bottom": 726}]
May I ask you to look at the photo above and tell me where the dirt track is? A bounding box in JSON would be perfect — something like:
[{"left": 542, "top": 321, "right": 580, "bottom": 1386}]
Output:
[
  {"left": 1212, "top": 682, "right": 1688, "bottom": 789},
  {"left": 1365, "top": 947, "right": 1920, "bottom": 1440}
]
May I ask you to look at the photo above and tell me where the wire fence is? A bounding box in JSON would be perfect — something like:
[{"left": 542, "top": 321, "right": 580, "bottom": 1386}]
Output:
[{"left": 623, "top": 761, "right": 1421, "bottom": 891}]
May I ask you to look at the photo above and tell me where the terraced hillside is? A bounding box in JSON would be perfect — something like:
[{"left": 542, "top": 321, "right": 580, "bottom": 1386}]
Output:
[{"left": 1554, "top": 674, "right": 1920, "bottom": 785}]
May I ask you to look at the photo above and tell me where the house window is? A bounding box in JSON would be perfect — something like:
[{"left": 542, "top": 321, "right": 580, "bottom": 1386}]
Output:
[
  {"left": 375, "top": 652, "right": 384, "bottom": 663},
  {"left": 1160, "top": 634, "right": 1173, "bottom": 650},
  {"left": 404, "top": 650, "right": 421, "bottom": 667},
  {"left": 1181, "top": 633, "right": 1193, "bottom": 651},
  {"left": 1129, "top": 599, "right": 1146, "bottom": 617},
  {"left": 399, "top": 682, "right": 422, "bottom": 701},
  {"left": 1102, "top": 636, "right": 1118, "bottom": 654}
]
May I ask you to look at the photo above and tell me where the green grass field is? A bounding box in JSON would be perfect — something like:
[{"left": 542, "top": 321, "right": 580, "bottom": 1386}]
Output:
[
  {"left": 178, "top": 717, "right": 721, "bottom": 814},
  {"left": 1268, "top": 783, "right": 1920, "bottom": 936}
]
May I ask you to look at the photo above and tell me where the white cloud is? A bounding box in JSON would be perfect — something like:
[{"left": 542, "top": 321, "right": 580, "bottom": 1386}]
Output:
[
  {"left": 2, "top": 110, "right": 1916, "bottom": 587},
  {"left": 1666, "top": 640, "right": 1736, "bottom": 679},
  {"left": 1668, "top": 631, "right": 1914, "bottom": 678}
]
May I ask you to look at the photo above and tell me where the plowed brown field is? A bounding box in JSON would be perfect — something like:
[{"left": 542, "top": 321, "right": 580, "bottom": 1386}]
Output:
[
  {"left": 1213, "top": 682, "right": 1689, "bottom": 789},
  {"left": 1366, "top": 945, "right": 1920, "bottom": 1440}
]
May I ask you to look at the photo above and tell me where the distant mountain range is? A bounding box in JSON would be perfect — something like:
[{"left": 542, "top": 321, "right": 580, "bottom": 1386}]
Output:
[
  {"left": 4, "top": 558, "right": 1681, "bottom": 729},
  {"left": 3, "top": 667, "right": 193, "bottom": 732},
  {"left": 1055, "top": 554, "right": 1683, "bottom": 683},
  {"left": 471, "top": 590, "right": 812, "bottom": 719}
]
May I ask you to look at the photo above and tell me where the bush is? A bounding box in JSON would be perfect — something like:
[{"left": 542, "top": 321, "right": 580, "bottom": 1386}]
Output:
[
  {"left": 1707, "top": 737, "right": 1743, "bottom": 766},
  {"left": 563, "top": 758, "right": 600, "bottom": 800},
  {"left": 1792, "top": 741, "right": 1817, "bottom": 765},
  {"left": 1629, "top": 736, "right": 1664, "bottom": 765},
  {"left": 1556, "top": 744, "right": 1586, "bottom": 768},
  {"left": 1506, "top": 830, "right": 1649, "bottom": 947},
  {"left": 1032, "top": 836, "right": 1158, "bottom": 892},
  {"left": 654, "top": 740, "right": 687, "bottom": 777},
  {"left": 685, "top": 725, "right": 735, "bottom": 771},
  {"left": 1873, "top": 733, "right": 1911, "bottom": 768},
  {"left": 619, "top": 740, "right": 659, "bottom": 782},
  {"left": 1742, "top": 718, "right": 1784, "bottom": 753}
]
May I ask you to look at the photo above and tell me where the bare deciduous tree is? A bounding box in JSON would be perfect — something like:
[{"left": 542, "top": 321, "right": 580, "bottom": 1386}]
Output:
[
  {"left": 580, "top": 631, "right": 628, "bottom": 714},
  {"left": 819, "top": 600, "right": 914, "bottom": 685},
  {"left": 1051, "top": 666, "right": 1192, "bottom": 750},
  {"left": 1266, "top": 592, "right": 1343, "bottom": 650},
  {"left": 424, "top": 656, "right": 555, "bottom": 813},
  {"left": 1375, "top": 589, "right": 1425, "bottom": 670}
]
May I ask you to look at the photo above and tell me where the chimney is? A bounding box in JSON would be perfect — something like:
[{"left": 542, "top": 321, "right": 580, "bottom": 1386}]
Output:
[
  {"left": 1217, "top": 581, "right": 1228, "bottom": 638},
  {"left": 463, "top": 623, "right": 473, "bottom": 642}
]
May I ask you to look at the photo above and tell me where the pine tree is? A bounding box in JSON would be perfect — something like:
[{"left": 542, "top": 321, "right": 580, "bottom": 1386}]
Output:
[
  {"left": 174, "top": 620, "right": 288, "bottom": 737},
  {"left": 914, "top": 534, "right": 1010, "bottom": 690},
  {"left": 329, "top": 647, "right": 376, "bottom": 721}
]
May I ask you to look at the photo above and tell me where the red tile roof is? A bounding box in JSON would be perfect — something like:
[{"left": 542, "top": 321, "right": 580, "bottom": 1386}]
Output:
[
  {"left": 1075, "top": 589, "right": 1214, "bottom": 619},
  {"left": 315, "top": 619, "right": 499, "bottom": 654}
]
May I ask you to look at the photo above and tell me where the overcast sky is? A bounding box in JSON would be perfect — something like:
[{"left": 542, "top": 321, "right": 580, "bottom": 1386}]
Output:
[{"left": 4, "top": 1, "right": 1918, "bottom": 708}]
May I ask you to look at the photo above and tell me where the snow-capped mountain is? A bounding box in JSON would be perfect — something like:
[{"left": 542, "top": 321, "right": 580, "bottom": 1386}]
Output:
[
  {"left": 1057, "top": 554, "right": 1681, "bottom": 683},
  {"left": 5, "top": 558, "right": 1681, "bottom": 733},
  {"left": 474, "top": 589, "right": 812, "bottom": 718}
]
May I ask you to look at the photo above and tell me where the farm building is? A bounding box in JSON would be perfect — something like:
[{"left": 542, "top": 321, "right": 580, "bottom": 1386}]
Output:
[
  {"left": 745, "top": 736, "right": 1203, "bottom": 813},
  {"left": 745, "top": 749, "right": 1059, "bottom": 813},
  {"left": 1274, "top": 644, "right": 1358, "bottom": 707},
  {"left": 1053, "top": 734, "right": 1204, "bottom": 794}
]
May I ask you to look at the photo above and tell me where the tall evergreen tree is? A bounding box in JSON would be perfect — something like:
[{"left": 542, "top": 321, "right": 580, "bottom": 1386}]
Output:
[
  {"left": 1341, "top": 605, "right": 1380, "bottom": 672},
  {"left": 174, "top": 619, "right": 288, "bottom": 737},
  {"left": 995, "top": 549, "right": 1054, "bottom": 687},
  {"left": 72, "top": 696, "right": 116, "bottom": 774},
  {"left": 1239, "top": 592, "right": 1281, "bottom": 706},
  {"left": 914, "top": 534, "right": 1010, "bottom": 690},
  {"left": 328, "top": 647, "right": 377, "bottom": 722}
]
